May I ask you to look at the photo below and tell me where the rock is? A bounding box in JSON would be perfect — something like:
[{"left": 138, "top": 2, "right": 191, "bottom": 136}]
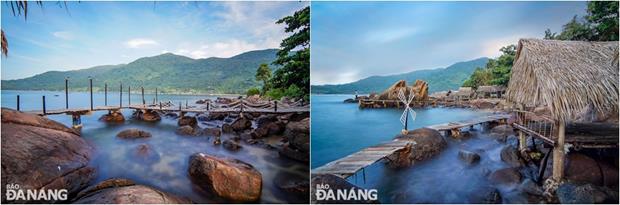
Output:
[
  {"left": 177, "top": 116, "right": 197, "bottom": 127},
  {"left": 222, "top": 123, "right": 233, "bottom": 133},
  {"left": 490, "top": 124, "right": 515, "bottom": 137},
  {"left": 223, "top": 140, "right": 242, "bottom": 151},
  {"left": 255, "top": 115, "right": 277, "bottom": 127},
  {"left": 215, "top": 97, "right": 234, "bottom": 104},
  {"left": 519, "top": 179, "right": 543, "bottom": 196},
  {"left": 343, "top": 98, "right": 356, "bottom": 103},
  {"left": 458, "top": 150, "right": 481, "bottom": 165},
  {"left": 279, "top": 143, "right": 309, "bottom": 162},
  {"left": 73, "top": 178, "right": 189, "bottom": 203},
  {"left": 188, "top": 153, "right": 262, "bottom": 202},
  {"left": 284, "top": 118, "right": 310, "bottom": 152},
  {"left": 469, "top": 99, "right": 497, "bottom": 109},
  {"left": 176, "top": 125, "right": 200, "bottom": 136},
  {"left": 468, "top": 185, "right": 502, "bottom": 204},
  {"left": 310, "top": 174, "right": 379, "bottom": 204},
  {"left": 489, "top": 167, "right": 521, "bottom": 185},
  {"left": 131, "top": 144, "right": 160, "bottom": 164},
  {"left": 251, "top": 126, "right": 270, "bottom": 139},
  {"left": 556, "top": 183, "right": 616, "bottom": 204},
  {"left": 1, "top": 108, "right": 95, "bottom": 203},
  {"left": 213, "top": 136, "right": 222, "bottom": 145},
  {"left": 132, "top": 109, "right": 161, "bottom": 122},
  {"left": 99, "top": 111, "right": 125, "bottom": 123},
  {"left": 116, "top": 128, "right": 152, "bottom": 139},
  {"left": 208, "top": 113, "right": 227, "bottom": 121},
  {"left": 387, "top": 128, "right": 447, "bottom": 167},
  {"left": 164, "top": 112, "right": 179, "bottom": 118},
  {"left": 274, "top": 173, "right": 309, "bottom": 202},
  {"left": 231, "top": 117, "right": 252, "bottom": 132},
  {"left": 203, "top": 127, "right": 222, "bottom": 137},
  {"left": 500, "top": 145, "right": 523, "bottom": 167},
  {"left": 565, "top": 153, "right": 603, "bottom": 186}
]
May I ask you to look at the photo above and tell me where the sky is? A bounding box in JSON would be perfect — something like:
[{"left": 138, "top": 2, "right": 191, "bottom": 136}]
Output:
[
  {"left": 311, "top": 1, "right": 588, "bottom": 85},
  {"left": 0, "top": 1, "right": 307, "bottom": 80}
]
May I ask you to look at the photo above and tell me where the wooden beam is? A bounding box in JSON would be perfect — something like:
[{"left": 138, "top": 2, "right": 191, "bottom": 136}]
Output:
[{"left": 552, "top": 121, "right": 566, "bottom": 181}]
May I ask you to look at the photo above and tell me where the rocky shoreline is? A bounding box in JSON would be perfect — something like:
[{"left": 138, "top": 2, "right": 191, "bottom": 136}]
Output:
[{"left": 1, "top": 100, "right": 310, "bottom": 204}]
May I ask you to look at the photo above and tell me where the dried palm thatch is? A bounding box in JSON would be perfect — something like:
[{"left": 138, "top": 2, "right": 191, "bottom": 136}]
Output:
[
  {"left": 454, "top": 87, "right": 474, "bottom": 97},
  {"left": 506, "top": 38, "right": 619, "bottom": 122},
  {"left": 477, "top": 85, "right": 505, "bottom": 93},
  {"left": 1, "top": 30, "right": 7, "bottom": 57}
]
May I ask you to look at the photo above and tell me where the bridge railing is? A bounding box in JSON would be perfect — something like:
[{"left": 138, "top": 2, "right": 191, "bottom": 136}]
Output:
[{"left": 513, "top": 110, "right": 556, "bottom": 145}]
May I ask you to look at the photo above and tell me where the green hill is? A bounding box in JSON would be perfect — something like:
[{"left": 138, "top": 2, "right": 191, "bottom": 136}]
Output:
[
  {"left": 311, "top": 57, "right": 489, "bottom": 94},
  {"left": 1, "top": 49, "right": 279, "bottom": 94}
]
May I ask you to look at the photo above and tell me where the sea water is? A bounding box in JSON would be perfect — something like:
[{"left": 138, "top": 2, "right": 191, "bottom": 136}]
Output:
[
  {"left": 1, "top": 90, "right": 309, "bottom": 203},
  {"left": 311, "top": 94, "right": 522, "bottom": 203}
]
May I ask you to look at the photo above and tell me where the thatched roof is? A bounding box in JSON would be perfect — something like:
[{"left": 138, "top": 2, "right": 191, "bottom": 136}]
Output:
[
  {"left": 506, "top": 38, "right": 619, "bottom": 122},
  {"left": 477, "top": 85, "right": 506, "bottom": 93},
  {"left": 454, "top": 87, "right": 474, "bottom": 97}
]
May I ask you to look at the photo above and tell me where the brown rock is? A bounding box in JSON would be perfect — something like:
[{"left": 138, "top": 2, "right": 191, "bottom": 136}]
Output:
[
  {"left": 565, "top": 153, "right": 603, "bottom": 185},
  {"left": 1, "top": 108, "right": 95, "bottom": 203},
  {"left": 203, "top": 127, "right": 222, "bottom": 137},
  {"left": 222, "top": 123, "right": 233, "bottom": 133},
  {"left": 500, "top": 145, "right": 523, "bottom": 167},
  {"left": 177, "top": 116, "right": 197, "bottom": 127},
  {"left": 176, "top": 125, "right": 200, "bottom": 136},
  {"left": 489, "top": 167, "right": 521, "bottom": 185},
  {"left": 284, "top": 118, "right": 310, "bottom": 152},
  {"left": 116, "top": 128, "right": 152, "bottom": 139},
  {"left": 279, "top": 143, "right": 309, "bottom": 163},
  {"left": 387, "top": 128, "right": 447, "bottom": 167},
  {"left": 188, "top": 153, "right": 262, "bottom": 202},
  {"left": 99, "top": 111, "right": 125, "bottom": 123},
  {"left": 231, "top": 117, "right": 252, "bottom": 132},
  {"left": 458, "top": 150, "right": 481, "bottom": 165},
  {"left": 223, "top": 140, "right": 242, "bottom": 151},
  {"left": 73, "top": 178, "right": 189, "bottom": 203},
  {"left": 132, "top": 110, "right": 161, "bottom": 122}
]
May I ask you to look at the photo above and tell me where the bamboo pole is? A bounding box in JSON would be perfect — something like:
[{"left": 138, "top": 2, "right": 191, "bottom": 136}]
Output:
[{"left": 552, "top": 121, "right": 566, "bottom": 181}]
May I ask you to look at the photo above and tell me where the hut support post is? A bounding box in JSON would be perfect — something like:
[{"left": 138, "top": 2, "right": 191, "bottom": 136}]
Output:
[
  {"left": 104, "top": 83, "right": 108, "bottom": 106},
  {"left": 16, "top": 95, "right": 20, "bottom": 111},
  {"left": 65, "top": 78, "right": 69, "bottom": 109},
  {"left": 89, "top": 78, "right": 93, "bottom": 111},
  {"left": 518, "top": 131, "right": 527, "bottom": 151},
  {"left": 141, "top": 87, "right": 145, "bottom": 105},
  {"left": 552, "top": 121, "right": 566, "bottom": 181},
  {"left": 119, "top": 83, "right": 123, "bottom": 108}
]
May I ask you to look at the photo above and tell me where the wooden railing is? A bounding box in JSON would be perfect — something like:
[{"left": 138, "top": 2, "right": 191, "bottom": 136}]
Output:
[{"left": 512, "top": 110, "right": 557, "bottom": 145}]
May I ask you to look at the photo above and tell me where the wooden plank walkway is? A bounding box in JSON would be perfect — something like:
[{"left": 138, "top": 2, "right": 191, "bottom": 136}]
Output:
[
  {"left": 24, "top": 104, "right": 309, "bottom": 116},
  {"left": 313, "top": 113, "right": 512, "bottom": 179}
]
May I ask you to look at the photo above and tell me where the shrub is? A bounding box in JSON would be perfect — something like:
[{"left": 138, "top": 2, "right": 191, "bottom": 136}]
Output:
[{"left": 246, "top": 87, "right": 261, "bottom": 96}]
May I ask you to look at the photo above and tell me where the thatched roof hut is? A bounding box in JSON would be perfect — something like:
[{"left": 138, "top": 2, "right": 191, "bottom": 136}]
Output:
[
  {"left": 454, "top": 87, "right": 474, "bottom": 98},
  {"left": 506, "top": 39, "right": 619, "bottom": 122},
  {"left": 477, "top": 85, "right": 505, "bottom": 93}
]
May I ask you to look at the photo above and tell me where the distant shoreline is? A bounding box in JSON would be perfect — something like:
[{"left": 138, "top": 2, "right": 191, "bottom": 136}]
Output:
[{"left": 0, "top": 89, "right": 243, "bottom": 97}]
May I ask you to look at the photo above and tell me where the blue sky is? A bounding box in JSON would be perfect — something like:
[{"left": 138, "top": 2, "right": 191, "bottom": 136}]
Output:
[
  {"left": 1, "top": 1, "right": 307, "bottom": 80},
  {"left": 311, "top": 1, "right": 588, "bottom": 85}
]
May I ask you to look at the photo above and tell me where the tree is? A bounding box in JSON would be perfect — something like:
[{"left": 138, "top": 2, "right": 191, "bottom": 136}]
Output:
[
  {"left": 587, "top": 1, "right": 619, "bottom": 41},
  {"left": 270, "top": 6, "right": 309, "bottom": 100},
  {"left": 462, "top": 45, "right": 516, "bottom": 87},
  {"left": 255, "top": 63, "right": 271, "bottom": 94}
]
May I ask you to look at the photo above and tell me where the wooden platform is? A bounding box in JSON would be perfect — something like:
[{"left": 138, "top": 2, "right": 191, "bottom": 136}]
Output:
[
  {"left": 24, "top": 104, "right": 308, "bottom": 116},
  {"left": 313, "top": 114, "right": 512, "bottom": 179},
  {"left": 426, "top": 114, "right": 511, "bottom": 131},
  {"left": 312, "top": 140, "right": 412, "bottom": 178}
]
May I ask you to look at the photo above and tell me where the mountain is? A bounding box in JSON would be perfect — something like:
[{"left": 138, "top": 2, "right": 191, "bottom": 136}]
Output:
[
  {"left": 311, "top": 57, "right": 489, "bottom": 94},
  {"left": 1, "top": 49, "right": 279, "bottom": 94}
]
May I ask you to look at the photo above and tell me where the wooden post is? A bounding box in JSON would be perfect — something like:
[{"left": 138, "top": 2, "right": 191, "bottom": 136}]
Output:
[
  {"left": 518, "top": 131, "right": 527, "bottom": 151},
  {"left": 16, "top": 95, "right": 20, "bottom": 111},
  {"left": 155, "top": 88, "right": 158, "bottom": 104},
  {"left": 552, "top": 121, "right": 566, "bottom": 181},
  {"left": 128, "top": 86, "right": 131, "bottom": 105},
  {"left": 42, "top": 96, "right": 46, "bottom": 115},
  {"left": 274, "top": 101, "right": 278, "bottom": 112},
  {"left": 185, "top": 100, "right": 188, "bottom": 109},
  {"left": 89, "top": 78, "right": 93, "bottom": 111},
  {"left": 141, "top": 87, "right": 145, "bottom": 105},
  {"left": 104, "top": 83, "right": 108, "bottom": 106},
  {"left": 159, "top": 102, "right": 162, "bottom": 110},
  {"left": 119, "top": 83, "right": 123, "bottom": 108},
  {"left": 405, "top": 110, "right": 409, "bottom": 131},
  {"left": 207, "top": 102, "right": 210, "bottom": 111},
  {"left": 65, "top": 78, "right": 69, "bottom": 109}
]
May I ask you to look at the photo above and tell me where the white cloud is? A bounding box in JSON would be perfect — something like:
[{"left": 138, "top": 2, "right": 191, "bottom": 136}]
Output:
[
  {"left": 125, "top": 38, "right": 159, "bottom": 48},
  {"left": 174, "top": 39, "right": 259, "bottom": 59},
  {"left": 52, "top": 31, "right": 74, "bottom": 40},
  {"left": 364, "top": 28, "right": 416, "bottom": 44}
]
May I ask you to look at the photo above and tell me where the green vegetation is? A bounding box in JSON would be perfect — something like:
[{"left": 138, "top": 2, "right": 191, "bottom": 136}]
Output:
[
  {"left": 464, "top": 1, "right": 618, "bottom": 88},
  {"left": 462, "top": 45, "right": 515, "bottom": 88},
  {"left": 311, "top": 58, "right": 489, "bottom": 94},
  {"left": 249, "top": 6, "right": 309, "bottom": 101},
  {"left": 246, "top": 87, "right": 261, "bottom": 96},
  {"left": 2, "top": 49, "right": 279, "bottom": 94}
]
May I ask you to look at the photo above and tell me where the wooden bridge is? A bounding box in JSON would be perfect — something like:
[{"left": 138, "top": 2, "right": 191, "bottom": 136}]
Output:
[{"left": 312, "top": 113, "right": 511, "bottom": 179}]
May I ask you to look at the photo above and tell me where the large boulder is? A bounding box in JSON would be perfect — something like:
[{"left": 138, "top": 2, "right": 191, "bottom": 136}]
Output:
[
  {"left": 489, "top": 167, "right": 521, "bottom": 186},
  {"left": 188, "top": 153, "right": 262, "bottom": 202},
  {"left": 1, "top": 108, "right": 95, "bottom": 203},
  {"left": 73, "top": 178, "right": 189, "bottom": 203},
  {"left": 556, "top": 183, "right": 618, "bottom": 204},
  {"left": 284, "top": 118, "right": 310, "bottom": 152},
  {"left": 99, "top": 110, "right": 125, "bottom": 123},
  {"left": 116, "top": 128, "right": 152, "bottom": 139},
  {"left": 132, "top": 110, "right": 161, "bottom": 122},
  {"left": 387, "top": 128, "right": 447, "bottom": 167},
  {"left": 231, "top": 117, "right": 252, "bottom": 132},
  {"left": 310, "top": 174, "right": 379, "bottom": 204},
  {"left": 279, "top": 143, "right": 309, "bottom": 163},
  {"left": 177, "top": 116, "right": 197, "bottom": 127},
  {"left": 564, "top": 153, "right": 604, "bottom": 185},
  {"left": 500, "top": 145, "right": 523, "bottom": 167}
]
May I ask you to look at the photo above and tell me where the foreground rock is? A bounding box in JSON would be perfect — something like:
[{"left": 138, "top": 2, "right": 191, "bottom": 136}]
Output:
[
  {"left": 188, "top": 153, "right": 262, "bottom": 202},
  {"left": 458, "top": 150, "right": 481, "bottom": 165},
  {"left": 177, "top": 116, "right": 197, "bottom": 127},
  {"left": 203, "top": 127, "right": 222, "bottom": 137},
  {"left": 489, "top": 167, "right": 521, "bottom": 186},
  {"left": 132, "top": 110, "right": 161, "bottom": 122},
  {"left": 223, "top": 139, "right": 242, "bottom": 151},
  {"left": 279, "top": 118, "right": 310, "bottom": 162},
  {"left": 310, "top": 174, "right": 379, "bottom": 204},
  {"left": 176, "top": 125, "right": 201, "bottom": 136},
  {"left": 116, "top": 128, "right": 152, "bottom": 139},
  {"left": 490, "top": 124, "right": 515, "bottom": 138},
  {"left": 1, "top": 108, "right": 95, "bottom": 203},
  {"left": 556, "top": 183, "right": 618, "bottom": 204},
  {"left": 99, "top": 111, "right": 125, "bottom": 123},
  {"left": 387, "top": 128, "right": 447, "bottom": 167},
  {"left": 231, "top": 117, "right": 252, "bottom": 132},
  {"left": 73, "top": 178, "right": 189, "bottom": 203},
  {"left": 500, "top": 145, "right": 523, "bottom": 167}
]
